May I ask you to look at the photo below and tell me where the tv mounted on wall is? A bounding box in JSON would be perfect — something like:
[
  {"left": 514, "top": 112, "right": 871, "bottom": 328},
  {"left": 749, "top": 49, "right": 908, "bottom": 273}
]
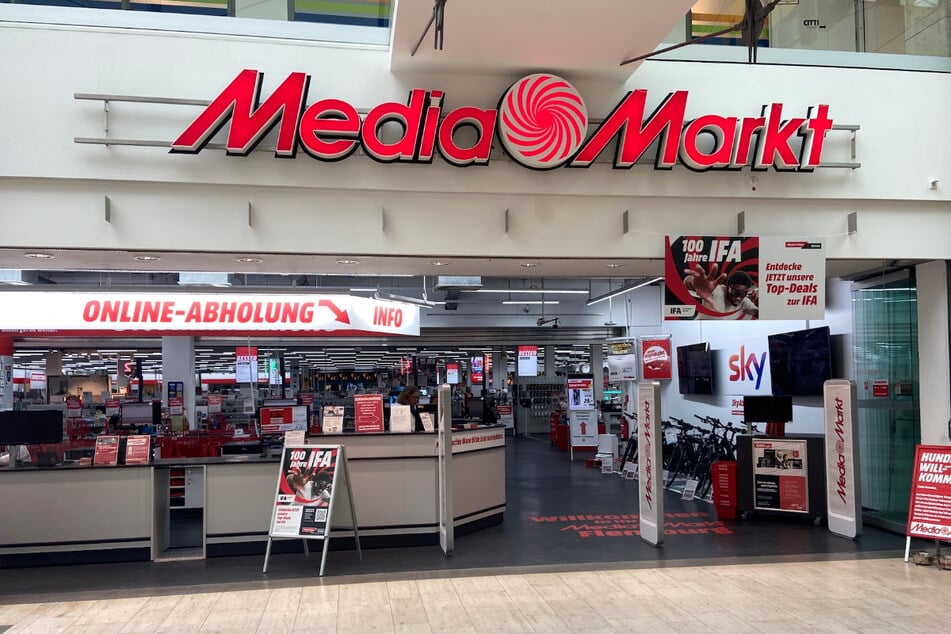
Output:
[
  {"left": 676, "top": 342, "right": 714, "bottom": 395},
  {"left": 743, "top": 395, "right": 793, "bottom": 423},
  {"left": 767, "top": 326, "right": 833, "bottom": 396}
]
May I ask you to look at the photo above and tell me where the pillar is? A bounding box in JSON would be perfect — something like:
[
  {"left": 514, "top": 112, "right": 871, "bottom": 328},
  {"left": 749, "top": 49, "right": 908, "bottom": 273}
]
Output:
[
  {"left": 590, "top": 342, "right": 604, "bottom": 406},
  {"left": 543, "top": 345, "right": 556, "bottom": 378},
  {"left": 492, "top": 349, "right": 505, "bottom": 395},
  {"left": 162, "top": 336, "right": 196, "bottom": 430},
  {"left": 0, "top": 337, "right": 13, "bottom": 411}
]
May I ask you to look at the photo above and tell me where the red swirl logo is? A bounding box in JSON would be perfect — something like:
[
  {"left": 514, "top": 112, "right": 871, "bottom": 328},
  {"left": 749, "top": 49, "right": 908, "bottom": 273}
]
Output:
[{"left": 497, "top": 74, "right": 588, "bottom": 169}]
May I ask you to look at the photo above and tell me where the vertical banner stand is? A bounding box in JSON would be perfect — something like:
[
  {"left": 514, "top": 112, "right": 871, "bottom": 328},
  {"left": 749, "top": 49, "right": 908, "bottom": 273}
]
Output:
[
  {"left": 262, "top": 444, "right": 361, "bottom": 577},
  {"left": 823, "top": 380, "right": 862, "bottom": 540},
  {"left": 437, "top": 384, "right": 454, "bottom": 555},
  {"left": 636, "top": 381, "right": 664, "bottom": 546}
]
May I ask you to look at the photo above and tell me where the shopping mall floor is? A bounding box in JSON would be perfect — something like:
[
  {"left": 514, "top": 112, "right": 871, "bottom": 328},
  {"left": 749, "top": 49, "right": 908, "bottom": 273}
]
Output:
[{"left": 2, "top": 436, "right": 948, "bottom": 633}]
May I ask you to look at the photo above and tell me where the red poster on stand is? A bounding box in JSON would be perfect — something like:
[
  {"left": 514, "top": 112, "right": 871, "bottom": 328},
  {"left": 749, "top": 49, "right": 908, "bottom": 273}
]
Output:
[
  {"left": 124, "top": 435, "right": 152, "bottom": 465},
  {"left": 353, "top": 394, "right": 384, "bottom": 433},
  {"left": 906, "top": 445, "right": 951, "bottom": 541},
  {"left": 94, "top": 435, "right": 120, "bottom": 466}
]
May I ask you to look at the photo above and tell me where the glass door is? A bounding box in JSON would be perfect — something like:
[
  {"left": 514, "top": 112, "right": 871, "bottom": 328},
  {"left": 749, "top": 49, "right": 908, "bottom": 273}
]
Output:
[{"left": 851, "top": 270, "right": 920, "bottom": 533}]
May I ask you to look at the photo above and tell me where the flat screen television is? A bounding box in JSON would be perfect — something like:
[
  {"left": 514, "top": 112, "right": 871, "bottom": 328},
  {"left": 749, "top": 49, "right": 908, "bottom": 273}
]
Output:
[
  {"left": 121, "top": 401, "right": 162, "bottom": 427},
  {"left": 743, "top": 395, "right": 793, "bottom": 423},
  {"left": 768, "top": 326, "right": 833, "bottom": 396},
  {"left": 0, "top": 409, "right": 64, "bottom": 445},
  {"left": 676, "top": 342, "right": 714, "bottom": 395}
]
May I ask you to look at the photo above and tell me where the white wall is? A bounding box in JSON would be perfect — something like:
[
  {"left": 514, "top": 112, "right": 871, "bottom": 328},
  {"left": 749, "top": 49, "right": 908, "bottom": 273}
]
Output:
[
  {"left": 916, "top": 261, "right": 951, "bottom": 445},
  {"left": 0, "top": 22, "right": 949, "bottom": 265}
]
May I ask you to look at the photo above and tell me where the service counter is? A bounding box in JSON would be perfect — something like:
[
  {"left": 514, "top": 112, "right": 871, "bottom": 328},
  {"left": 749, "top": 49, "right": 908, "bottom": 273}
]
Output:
[{"left": 0, "top": 426, "right": 507, "bottom": 567}]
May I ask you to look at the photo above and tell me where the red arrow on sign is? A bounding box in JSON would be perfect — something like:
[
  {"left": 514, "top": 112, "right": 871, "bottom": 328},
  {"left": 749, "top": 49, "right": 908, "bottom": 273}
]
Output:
[
  {"left": 580, "top": 422, "right": 587, "bottom": 435},
  {"left": 318, "top": 299, "right": 350, "bottom": 324}
]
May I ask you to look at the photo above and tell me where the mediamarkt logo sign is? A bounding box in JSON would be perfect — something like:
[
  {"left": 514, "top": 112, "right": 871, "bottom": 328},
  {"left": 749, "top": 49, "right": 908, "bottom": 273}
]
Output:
[{"left": 171, "top": 69, "right": 835, "bottom": 172}]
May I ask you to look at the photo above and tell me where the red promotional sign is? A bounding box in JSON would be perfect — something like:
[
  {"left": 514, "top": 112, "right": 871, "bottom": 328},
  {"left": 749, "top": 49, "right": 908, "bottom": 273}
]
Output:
[
  {"left": 641, "top": 337, "right": 672, "bottom": 380},
  {"left": 906, "top": 445, "right": 951, "bottom": 541},
  {"left": 353, "top": 394, "right": 384, "bottom": 433},
  {"left": 94, "top": 435, "right": 120, "bottom": 466},
  {"left": 124, "top": 435, "right": 152, "bottom": 465},
  {"left": 872, "top": 380, "right": 889, "bottom": 398}
]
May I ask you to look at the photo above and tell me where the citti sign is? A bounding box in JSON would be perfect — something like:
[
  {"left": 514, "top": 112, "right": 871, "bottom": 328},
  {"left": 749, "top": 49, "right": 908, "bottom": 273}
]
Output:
[{"left": 171, "top": 70, "right": 836, "bottom": 172}]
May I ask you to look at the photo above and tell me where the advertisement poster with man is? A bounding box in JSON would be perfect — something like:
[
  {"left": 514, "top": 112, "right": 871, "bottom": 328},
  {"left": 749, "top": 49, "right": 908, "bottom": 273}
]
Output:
[
  {"left": 664, "top": 235, "right": 825, "bottom": 320},
  {"left": 271, "top": 446, "right": 338, "bottom": 537}
]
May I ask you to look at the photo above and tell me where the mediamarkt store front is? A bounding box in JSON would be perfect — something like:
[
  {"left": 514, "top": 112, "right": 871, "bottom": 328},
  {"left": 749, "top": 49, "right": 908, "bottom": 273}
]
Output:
[{"left": 1, "top": 12, "right": 949, "bottom": 565}]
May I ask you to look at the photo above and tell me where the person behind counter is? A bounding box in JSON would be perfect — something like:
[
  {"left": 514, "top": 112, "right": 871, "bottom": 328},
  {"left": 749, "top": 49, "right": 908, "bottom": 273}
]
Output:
[{"left": 396, "top": 385, "right": 426, "bottom": 432}]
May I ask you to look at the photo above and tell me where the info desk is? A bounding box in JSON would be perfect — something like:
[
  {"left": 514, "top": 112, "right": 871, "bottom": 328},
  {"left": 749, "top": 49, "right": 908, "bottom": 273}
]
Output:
[{"left": 0, "top": 426, "right": 506, "bottom": 568}]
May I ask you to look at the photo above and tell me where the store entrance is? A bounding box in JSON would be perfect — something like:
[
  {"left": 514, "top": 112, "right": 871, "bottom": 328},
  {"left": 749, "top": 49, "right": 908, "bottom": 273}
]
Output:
[{"left": 852, "top": 270, "right": 920, "bottom": 533}]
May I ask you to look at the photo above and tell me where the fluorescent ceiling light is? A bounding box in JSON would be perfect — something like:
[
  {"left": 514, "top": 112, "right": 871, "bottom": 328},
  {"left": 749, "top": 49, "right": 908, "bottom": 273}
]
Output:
[
  {"left": 0, "top": 270, "right": 39, "bottom": 286},
  {"left": 177, "top": 272, "right": 235, "bottom": 287},
  {"left": 502, "top": 300, "right": 560, "bottom": 305},
  {"left": 586, "top": 277, "right": 663, "bottom": 306},
  {"left": 465, "top": 288, "right": 587, "bottom": 294},
  {"left": 374, "top": 291, "right": 437, "bottom": 307}
]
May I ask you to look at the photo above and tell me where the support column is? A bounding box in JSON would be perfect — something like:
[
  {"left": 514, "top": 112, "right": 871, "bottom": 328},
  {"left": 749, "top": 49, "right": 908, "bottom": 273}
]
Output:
[
  {"left": 492, "top": 349, "right": 505, "bottom": 395},
  {"left": 543, "top": 345, "right": 556, "bottom": 378},
  {"left": 0, "top": 337, "right": 13, "bottom": 411},
  {"left": 162, "top": 336, "right": 196, "bottom": 430},
  {"left": 590, "top": 343, "right": 604, "bottom": 406}
]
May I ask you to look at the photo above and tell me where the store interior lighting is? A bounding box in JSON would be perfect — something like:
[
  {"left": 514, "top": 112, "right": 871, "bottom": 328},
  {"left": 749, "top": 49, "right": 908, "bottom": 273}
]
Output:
[
  {"left": 586, "top": 277, "right": 663, "bottom": 306},
  {"left": 0, "top": 270, "right": 39, "bottom": 286},
  {"left": 374, "top": 291, "right": 437, "bottom": 308},
  {"left": 177, "top": 272, "right": 236, "bottom": 288}
]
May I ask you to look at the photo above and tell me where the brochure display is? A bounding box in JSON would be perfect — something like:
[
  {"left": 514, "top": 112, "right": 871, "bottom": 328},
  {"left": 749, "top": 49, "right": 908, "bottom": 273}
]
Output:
[
  {"left": 262, "top": 444, "right": 361, "bottom": 576},
  {"left": 752, "top": 438, "right": 809, "bottom": 513},
  {"left": 636, "top": 381, "right": 664, "bottom": 546},
  {"left": 903, "top": 444, "right": 951, "bottom": 561}
]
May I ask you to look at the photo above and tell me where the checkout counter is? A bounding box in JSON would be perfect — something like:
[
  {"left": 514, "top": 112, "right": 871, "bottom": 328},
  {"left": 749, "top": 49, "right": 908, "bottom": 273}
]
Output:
[{"left": 0, "top": 423, "right": 507, "bottom": 568}]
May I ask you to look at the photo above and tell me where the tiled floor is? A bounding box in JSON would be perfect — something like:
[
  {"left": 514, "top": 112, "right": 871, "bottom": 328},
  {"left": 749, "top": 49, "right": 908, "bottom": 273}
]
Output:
[
  {"left": 2, "top": 438, "right": 941, "bottom": 632},
  {"left": 1, "top": 557, "right": 949, "bottom": 632}
]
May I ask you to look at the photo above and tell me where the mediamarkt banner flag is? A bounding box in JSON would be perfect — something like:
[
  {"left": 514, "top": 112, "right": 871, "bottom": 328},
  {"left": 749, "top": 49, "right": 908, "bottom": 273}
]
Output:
[
  {"left": 0, "top": 292, "right": 420, "bottom": 337},
  {"left": 664, "top": 235, "right": 825, "bottom": 320}
]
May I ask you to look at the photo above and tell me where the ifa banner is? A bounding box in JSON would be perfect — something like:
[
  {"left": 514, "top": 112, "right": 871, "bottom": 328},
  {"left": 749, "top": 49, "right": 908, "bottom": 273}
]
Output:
[
  {"left": 823, "top": 379, "right": 862, "bottom": 539},
  {"left": 0, "top": 291, "right": 420, "bottom": 337},
  {"left": 664, "top": 236, "right": 825, "bottom": 320},
  {"left": 640, "top": 336, "right": 672, "bottom": 381},
  {"left": 270, "top": 446, "right": 337, "bottom": 537},
  {"left": 906, "top": 445, "right": 951, "bottom": 542}
]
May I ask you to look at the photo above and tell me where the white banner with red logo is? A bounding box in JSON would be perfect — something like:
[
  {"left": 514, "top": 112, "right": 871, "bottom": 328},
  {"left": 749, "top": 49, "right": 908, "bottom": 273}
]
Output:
[
  {"left": 823, "top": 379, "right": 862, "bottom": 539},
  {"left": 636, "top": 381, "right": 664, "bottom": 546},
  {"left": 0, "top": 291, "right": 420, "bottom": 337},
  {"left": 640, "top": 336, "right": 672, "bottom": 381},
  {"left": 517, "top": 345, "right": 537, "bottom": 377},
  {"left": 906, "top": 445, "right": 951, "bottom": 542},
  {"left": 235, "top": 346, "right": 258, "bottom": 384}
]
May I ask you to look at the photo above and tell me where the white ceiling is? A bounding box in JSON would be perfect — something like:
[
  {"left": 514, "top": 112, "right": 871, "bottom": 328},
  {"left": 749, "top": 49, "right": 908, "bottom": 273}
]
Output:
[{"left": 389, "top": 0, "right": 699, "bottom": 79}]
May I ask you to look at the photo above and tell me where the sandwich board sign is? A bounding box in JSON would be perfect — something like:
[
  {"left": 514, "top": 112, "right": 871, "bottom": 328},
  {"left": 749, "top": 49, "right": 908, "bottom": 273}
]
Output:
[{"left": 262, "top": 444, "right": 361, "bottom": 576}]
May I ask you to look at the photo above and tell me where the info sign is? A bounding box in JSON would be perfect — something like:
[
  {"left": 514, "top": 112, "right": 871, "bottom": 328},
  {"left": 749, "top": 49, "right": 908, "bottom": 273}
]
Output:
[
  {"left": 906, "top": 445, "right": 951, "bottom": 542},
  {"left": 664, "top": 236, "right": 825, "bottom": 320}
]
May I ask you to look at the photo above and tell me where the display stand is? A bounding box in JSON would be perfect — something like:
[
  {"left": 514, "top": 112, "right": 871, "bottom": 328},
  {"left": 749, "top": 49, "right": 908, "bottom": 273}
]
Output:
[
  {"left": 903, "top": 444, "right": 951, "bottom": 561},
  {"left": 736, "top": 434, "right": 826, "bottom": 525},
  {"left": 636, "top": 381, "right": 664, "bottom": 546},
  {"left": 567, "top": 373, "right": 596, "bottom": 461},
  {"left": 262, "top": 444, "right": 361, "bottom": 577}
]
